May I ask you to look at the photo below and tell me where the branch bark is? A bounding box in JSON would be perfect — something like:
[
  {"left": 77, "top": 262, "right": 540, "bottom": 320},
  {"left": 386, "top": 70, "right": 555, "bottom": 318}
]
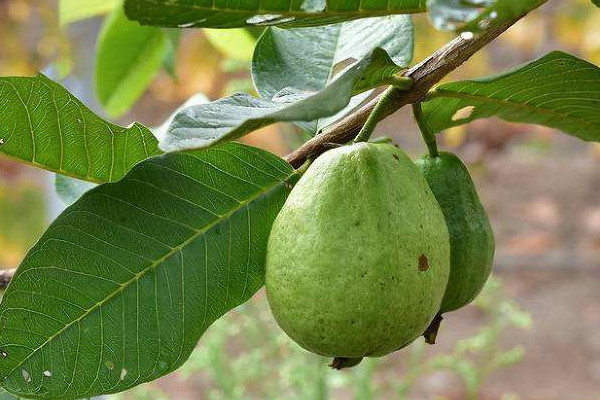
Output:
[{"left": 284, "top": 14, "right": 532, "bottom": 168}]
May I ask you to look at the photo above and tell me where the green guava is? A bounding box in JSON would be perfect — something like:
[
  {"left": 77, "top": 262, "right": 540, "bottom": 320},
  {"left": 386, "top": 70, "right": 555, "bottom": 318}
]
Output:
[
  {"left": 415, "top": 152, "right": 495, "bottom": 315},
  {"left": 266, "top": 142, "right": 451, "bottom": 359}
]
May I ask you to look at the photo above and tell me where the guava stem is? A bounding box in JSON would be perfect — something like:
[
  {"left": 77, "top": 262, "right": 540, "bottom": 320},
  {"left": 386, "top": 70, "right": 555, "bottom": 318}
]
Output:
[
  {"left": 412, "top": 103, "right": 439, "bottom": 158},
  {"left": 423, "top": 313, "right": 444, "bottom": 345},
  {"left": 329, "top": 357, "right": 364, "bottom": 370},
  {"left": 353, "top": 86, "right": 402, "bottom": 144}
]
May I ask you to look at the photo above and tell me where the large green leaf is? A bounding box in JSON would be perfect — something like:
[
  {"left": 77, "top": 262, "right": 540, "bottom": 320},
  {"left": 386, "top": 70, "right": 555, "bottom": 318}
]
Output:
[
  {"left": 0, "top": 142, "right": 295, "bottom": 400},
  {"left": 59, "top": 0, "right": 120, "bottom": 26},
  {"left": 161, "top": 48, "right": 410, "bottom": 152},
  {"left": 95, "top": 7, "right": 169, "bottom": 118},
  {"left": 252, "top": 15, "right": 413, "bottom": 134},
  {"left": 0, "top": 74, "right": 160, "bottom": 183},
  {"left": 123, "top": 0, "right": 426, "bottom": 29},
  {"left": 422, "top": 51, "right": 600, "bottom": 142}
]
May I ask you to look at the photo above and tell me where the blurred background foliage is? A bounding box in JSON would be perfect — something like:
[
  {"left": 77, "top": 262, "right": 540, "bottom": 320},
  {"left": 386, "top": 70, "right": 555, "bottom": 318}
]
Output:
[{"left": 0, "top": 1, "right": 599, "bottom": 399}]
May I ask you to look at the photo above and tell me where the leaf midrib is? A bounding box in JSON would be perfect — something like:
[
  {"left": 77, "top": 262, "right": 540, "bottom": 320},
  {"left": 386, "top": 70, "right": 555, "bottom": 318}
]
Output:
[{"left": 5, "top": 162, "right": 294, "bottom": 378}]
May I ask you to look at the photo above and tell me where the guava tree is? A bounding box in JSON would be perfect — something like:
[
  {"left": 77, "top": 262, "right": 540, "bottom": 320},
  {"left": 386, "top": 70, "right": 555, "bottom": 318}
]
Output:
[{"left": 0, "top": 0, "right": 599, "bottom": 399}]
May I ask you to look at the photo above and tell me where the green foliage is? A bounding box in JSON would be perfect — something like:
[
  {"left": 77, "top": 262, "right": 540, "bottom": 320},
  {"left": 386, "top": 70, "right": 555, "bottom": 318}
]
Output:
[
  {"left": 95, "top": 7, "right": 169, "bottom": 118},
  {"left": 252, "top": 16, "right": 413, "bottom": 134},
  {"left": 58, "top": 0, "right": 119, "bottom": 26},
  {"left": 0, "top": 1, "right": 594, "bottom": 399},
  {"left": 0, "top": 75, "right": 160, "bottom": 183},
  {"left": 123, "top": 0, "right": 427, "bottom": 29},
  {"left": 0, "top": 143, "right": 296, "bottom": 400},
  {"left": 422, "top": 52, "right": 600, "bottom": 142},
  {"left": 160, "top": 48, "right": 410, "bottom": 152}
]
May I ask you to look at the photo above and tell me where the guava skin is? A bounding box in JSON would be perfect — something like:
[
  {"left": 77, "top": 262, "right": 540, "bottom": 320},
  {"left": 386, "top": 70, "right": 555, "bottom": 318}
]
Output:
[
  {"left": 266, "top": 143, "right": 451, "bottom": 358},
  {"left": 415, "top": 152, "right": 495, "bottom": 314}
]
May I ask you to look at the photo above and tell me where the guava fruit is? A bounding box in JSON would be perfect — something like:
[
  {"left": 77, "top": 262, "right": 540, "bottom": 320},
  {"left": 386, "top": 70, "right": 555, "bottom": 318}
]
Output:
[
  {"left": 266, "top": 142, "right": 451, "bottom": 359},
  {"left": 415, "top": 152, "right": 495, "bottom": 315}
]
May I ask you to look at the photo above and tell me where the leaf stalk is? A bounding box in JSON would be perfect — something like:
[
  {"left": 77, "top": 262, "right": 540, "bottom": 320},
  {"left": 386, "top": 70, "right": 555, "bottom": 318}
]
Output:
[{"left": 412, "top": 103, "right": 439, "bottom": 157}]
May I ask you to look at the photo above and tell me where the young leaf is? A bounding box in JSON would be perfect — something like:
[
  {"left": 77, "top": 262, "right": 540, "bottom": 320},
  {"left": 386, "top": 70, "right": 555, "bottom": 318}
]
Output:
[
  {"left": 0, "top": 142, "right": 295, "bottom": 400},
  {"left": 95, "top": 7, "right": 169, "bottom": 118},
  {"left": 0, "top": 74, "right": 160, "bottom": 183},
  {"left": 59, "top": 0, "right": 120, "bottom": 26},
  {"left": 252, "top": 15, "right": 413, "bottom": 134},
  {"left": 124, "top": 0, "right": 426, "bottom": 29},
  {"left": 161, "top": 48, "right": 408, "bottom": 152},
  {"left": 422, "top": 51, "right": 600, "bottom": 142}
]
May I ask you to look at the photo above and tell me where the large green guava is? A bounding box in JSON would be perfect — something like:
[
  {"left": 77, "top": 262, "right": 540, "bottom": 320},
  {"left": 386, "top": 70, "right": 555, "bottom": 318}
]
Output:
[
  {"left": 415, "top": 152, "right": 495, "bottom": 315},
  {"left": 266, "top": 142, "right": 451, "bottom": 359}
]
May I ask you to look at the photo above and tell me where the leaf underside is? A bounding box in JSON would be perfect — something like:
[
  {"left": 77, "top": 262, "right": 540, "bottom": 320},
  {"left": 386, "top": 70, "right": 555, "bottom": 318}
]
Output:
[
  {"left": 252, "top": 15, "right": 413, "bottom": 134},
  {"left": 161, "top": 48, "right": 405, "bottom": 152},
  {"left": 123, "top": 0, "right": 427, "bottom": 28},
  {"left": 0, "top": 74, "right": 160, "bottom": 183},
  {"left": 0, "top": 142, "right": 294, "bottom": 400},
  {"left": 426, "top": 0, "right": 547, "bottom": 32},
  {"left": 423, "top": 51, "right": 600, "bottom": 142}
]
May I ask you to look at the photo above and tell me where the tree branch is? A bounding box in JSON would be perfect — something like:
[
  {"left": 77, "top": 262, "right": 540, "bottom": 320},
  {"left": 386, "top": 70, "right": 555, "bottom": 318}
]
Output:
[{"left": 284, "top": 14, "right": 533, "bottom": 168}]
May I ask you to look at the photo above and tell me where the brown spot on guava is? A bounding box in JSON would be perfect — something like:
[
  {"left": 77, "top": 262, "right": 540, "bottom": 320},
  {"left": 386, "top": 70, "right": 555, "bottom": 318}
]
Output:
[
  {"left": 418, "top": 254, "right": 429, "bottom": 272},
  {"left": 393, "top": 154, "right": 400, "bottom": 160}
]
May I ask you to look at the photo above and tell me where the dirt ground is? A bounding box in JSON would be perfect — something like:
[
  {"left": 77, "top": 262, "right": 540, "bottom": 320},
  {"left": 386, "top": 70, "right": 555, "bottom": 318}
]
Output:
[{"left": 414, "top": 269, "right": 600, "bottom": 400}]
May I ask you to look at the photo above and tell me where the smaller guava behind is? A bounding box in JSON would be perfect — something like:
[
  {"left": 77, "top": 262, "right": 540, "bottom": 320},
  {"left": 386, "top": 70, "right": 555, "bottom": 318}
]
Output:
[{"left": 266, "top": 143, "right": 451, "bottom": 359}]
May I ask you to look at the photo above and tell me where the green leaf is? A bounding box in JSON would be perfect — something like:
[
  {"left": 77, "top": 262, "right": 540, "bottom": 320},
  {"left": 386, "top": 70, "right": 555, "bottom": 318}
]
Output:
[
  {"left": 426, "top": 0, "right": 547, "bottom": 32},
  {"left": 161, "top": 48, "right": 409, "bottom": 152},
  {"left": 204, "top": 29, "right": 257, "bottom": 62},
  {"left": 123, "top": 0, "right": 426, "bottom": 29},
  {"left": 55, "top": 175, "right": 97, "bottom": 206},
  {"left": 252, "top": 15, "right": 413, "bottom": 133},
  {"left": 59, "top": 0, "right": 120, "bottom": 26},
  {"left": 422, "top": 51, "right": 600, "bottom": 142},
  {"left": 95, "top": 7, "right": 169, "bottom": 118},
  {"left": 0, "top": 142, "right": 295, "bottom": 400},
  {"left": 0, "top": 74, "right": 160, "bottom": 183},
  {"left": 593, "top": 0, "right": 600, "bottom": 7}
]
